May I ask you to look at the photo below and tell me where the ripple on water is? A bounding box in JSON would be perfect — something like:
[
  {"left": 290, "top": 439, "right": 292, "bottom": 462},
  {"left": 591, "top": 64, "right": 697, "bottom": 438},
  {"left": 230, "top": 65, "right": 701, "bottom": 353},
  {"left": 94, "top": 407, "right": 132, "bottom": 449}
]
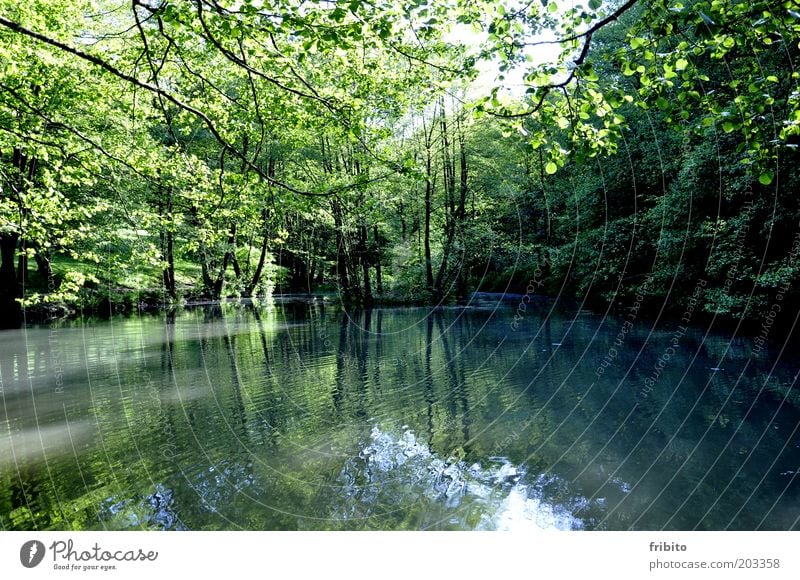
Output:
[{"left": 335, "top": 426, "right": 588, "bottom": 530}]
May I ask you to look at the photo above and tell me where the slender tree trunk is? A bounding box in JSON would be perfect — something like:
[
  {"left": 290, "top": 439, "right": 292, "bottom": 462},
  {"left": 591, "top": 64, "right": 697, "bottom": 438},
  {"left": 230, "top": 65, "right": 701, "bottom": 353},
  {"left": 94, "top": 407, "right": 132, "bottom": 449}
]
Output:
[
  {"left": 308, "top": 252, "right": 317, "bottom": 291},
  {"left": 432, "top": 102, "right": 461, "bottom": 301},
  {"left": 246, "top": 208, "right": 270, "bottom": 296},
  {"left": 282, "top": 248, "right": 308, "bottom": 292},
  {"left": 332, "top": 199, "right": 352, "bottom": 301},
  {"left": 245, "top": 158, "right": 276, "bottom": 296},
  {"left": 16, "top": 241, "right": 27, "bottom": 288},
  {"left": 359, "top": 223, "right": 372, "bottom": 303},
  {"left": 373, "top": 224, "right": 383, "bottom": 295},
  {"left": 160, "top": 186, "right": 176, "bottom": 301},
  {"left": 433, "top": 232, "right": 452, "bottom": 301},
  {"left": 227, "top": 222, "right": 242, "bottom": 280},
  {"left": 423, "top": 116, "right": 434, "bottom": 292},
  {"left": 213, "top": 239, "right": 232, "bottom": 299},
  {"left": 199, "top": 242, "right": 216, "bottom": 298},
  {"left": 456, "top": 119, "right": 469, "bottom": 303},
  {"left": 439, "top": 98, "right": 455, "bottom": 226},
  {"left": 163, "top": 228, "right": 176, "bottom": 300},
  {"left": 204, "top": 222, "right": 239, "bottom": 299},
  {"left": 424, "top": 170, "right": 433, "bottom": 291}
]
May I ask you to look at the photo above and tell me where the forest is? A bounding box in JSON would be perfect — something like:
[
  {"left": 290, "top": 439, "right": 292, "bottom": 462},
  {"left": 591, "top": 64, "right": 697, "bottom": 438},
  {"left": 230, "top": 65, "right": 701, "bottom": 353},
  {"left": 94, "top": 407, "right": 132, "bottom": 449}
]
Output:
[
  {"left": 1, "top": 0, "right": 799, "bottom": 330},
  {"left": 4, "top": 0, "right": 800, "bottom": 537}
]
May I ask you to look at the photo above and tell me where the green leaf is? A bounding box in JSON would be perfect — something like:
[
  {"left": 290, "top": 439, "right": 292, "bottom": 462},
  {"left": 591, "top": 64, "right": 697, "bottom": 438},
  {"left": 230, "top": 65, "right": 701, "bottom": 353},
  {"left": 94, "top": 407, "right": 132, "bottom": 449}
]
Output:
[
  {"left": 759, "top": 172, "right": 774, "bottom": 185},
  {"left": 588, "top": 0, "right": 602, "bottom": 10},
  {"left": 545, "top": 161, "right": 558, "bottom": 174},
  {"left": 722, "top": 121, "right": 735, "bottom": 133},
  {"left": 629, "top": 37, "right": 646, "bottom": 49},
  {"left": 675, "top": 58, "right": 688, "bottom": 71}
]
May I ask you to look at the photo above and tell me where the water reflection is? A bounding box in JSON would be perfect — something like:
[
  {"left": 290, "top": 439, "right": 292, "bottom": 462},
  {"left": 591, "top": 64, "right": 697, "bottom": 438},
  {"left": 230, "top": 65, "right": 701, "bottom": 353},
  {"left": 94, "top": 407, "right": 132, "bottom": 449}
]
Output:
[
  {"left": 333, "top": 426, "right": 583, "bottom": 530},
  {"left": 0, "top": 298, "right": 799, "bottom": 530}
]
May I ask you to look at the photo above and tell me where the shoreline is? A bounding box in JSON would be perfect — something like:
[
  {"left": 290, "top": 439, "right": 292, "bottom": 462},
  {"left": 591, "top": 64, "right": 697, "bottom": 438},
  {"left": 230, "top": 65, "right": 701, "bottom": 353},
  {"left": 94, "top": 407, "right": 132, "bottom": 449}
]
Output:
[{"left": 12, "top": 289, "right": 799, "bottom": 348}]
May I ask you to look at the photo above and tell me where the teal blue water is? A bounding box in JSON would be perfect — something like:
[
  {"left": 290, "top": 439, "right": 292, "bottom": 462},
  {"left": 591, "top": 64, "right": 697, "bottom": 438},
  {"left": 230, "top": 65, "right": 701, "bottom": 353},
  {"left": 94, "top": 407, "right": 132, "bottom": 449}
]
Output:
[{"left": 1, "top": 297, "right": 799, "bottom": 530}]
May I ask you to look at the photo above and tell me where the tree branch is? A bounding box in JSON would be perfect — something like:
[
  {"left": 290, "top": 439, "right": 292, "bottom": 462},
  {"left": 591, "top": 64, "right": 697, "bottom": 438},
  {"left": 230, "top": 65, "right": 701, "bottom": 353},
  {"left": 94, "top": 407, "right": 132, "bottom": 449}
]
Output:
[
  {"left": 0, "top": 14, "right": 332, "bottom": 196},
  {"left": 484, "top": 0, "right": 639, "bottom": 119}
]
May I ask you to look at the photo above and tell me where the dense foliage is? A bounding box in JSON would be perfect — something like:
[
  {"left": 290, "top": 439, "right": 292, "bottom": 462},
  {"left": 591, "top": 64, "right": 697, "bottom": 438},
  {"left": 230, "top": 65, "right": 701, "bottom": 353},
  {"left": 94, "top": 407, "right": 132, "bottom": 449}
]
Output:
[{"left": 0, "top": 0, "right": 798, "bottom": 330}]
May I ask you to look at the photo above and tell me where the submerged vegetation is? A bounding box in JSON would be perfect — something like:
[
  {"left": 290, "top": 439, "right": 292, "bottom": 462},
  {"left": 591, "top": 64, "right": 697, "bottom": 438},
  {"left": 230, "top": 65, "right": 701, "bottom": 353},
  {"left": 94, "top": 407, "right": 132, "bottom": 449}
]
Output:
[{"left": 1, "top": 0, "right": 799, "bottom": 329}]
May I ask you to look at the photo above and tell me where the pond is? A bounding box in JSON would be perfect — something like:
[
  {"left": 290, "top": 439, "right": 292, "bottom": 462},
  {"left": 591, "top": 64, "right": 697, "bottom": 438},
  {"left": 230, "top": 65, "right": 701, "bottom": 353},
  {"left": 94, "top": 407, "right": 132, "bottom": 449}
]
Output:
[{"left": 1, "top": 295, "right": 799, "bottom": 530}]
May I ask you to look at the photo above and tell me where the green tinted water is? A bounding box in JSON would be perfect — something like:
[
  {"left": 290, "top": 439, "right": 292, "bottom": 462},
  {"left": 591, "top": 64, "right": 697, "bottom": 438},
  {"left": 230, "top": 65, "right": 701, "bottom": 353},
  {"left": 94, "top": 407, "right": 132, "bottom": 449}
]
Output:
[{"left": 1, "top": 297, "right": 798, "bottom": 530}]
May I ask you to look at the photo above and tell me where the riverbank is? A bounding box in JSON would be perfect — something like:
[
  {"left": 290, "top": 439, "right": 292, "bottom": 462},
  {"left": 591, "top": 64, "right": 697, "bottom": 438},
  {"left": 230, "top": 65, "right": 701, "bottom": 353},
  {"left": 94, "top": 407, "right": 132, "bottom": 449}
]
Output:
[{"left": 13, "top": 286, "right": 800, "bottom": 352}]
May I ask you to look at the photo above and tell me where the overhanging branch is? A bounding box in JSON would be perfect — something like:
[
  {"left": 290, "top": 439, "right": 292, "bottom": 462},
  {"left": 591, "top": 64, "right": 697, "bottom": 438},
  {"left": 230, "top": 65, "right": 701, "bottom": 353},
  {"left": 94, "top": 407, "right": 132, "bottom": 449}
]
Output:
[{"left": 0, "top": 14, "right": 337, "bottom": 196}]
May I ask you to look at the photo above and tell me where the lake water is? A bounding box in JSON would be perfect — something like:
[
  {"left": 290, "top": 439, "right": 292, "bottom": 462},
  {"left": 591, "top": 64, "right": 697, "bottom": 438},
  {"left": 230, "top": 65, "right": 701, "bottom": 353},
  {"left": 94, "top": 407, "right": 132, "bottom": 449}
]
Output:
[{"left": 1, "top": 295, "right": 799, "bottom": 530}]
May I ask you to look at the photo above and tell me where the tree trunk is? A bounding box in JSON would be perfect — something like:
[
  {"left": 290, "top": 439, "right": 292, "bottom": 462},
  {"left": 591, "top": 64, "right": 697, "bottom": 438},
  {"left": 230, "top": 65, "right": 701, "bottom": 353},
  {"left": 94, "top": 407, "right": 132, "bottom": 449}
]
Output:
[
  {"left": 199, "top": 241, "right": 217, "bottom": 299},
  {"left": 373, "top": 224, "right": 383, "bottom": 295},
  {"left": 332, "top": 199, "right": 352, "bottom": 301},
  {"left": 212, "top": 265, "right": 226, "bottom": 299},
  {"left": 160, "top": 187, "right": 176, "bottom": 301},
  {"left": 163, "top": 228, "right": 176, "bottom": 300},
  {"left": 423, "top": 122, "right": 434, "bottom": 292},
  {"left": 424, "top": 170, "right": 433, "bottom": 292},
  {"left": 0, "top": 233, "right": 21, "bottom": 327},
  {"left": 245, "top": 208, "right": 270, "bottom": 297},
  {"left": 359, "top": 223, "right": 372, "bottom": 304},
  {"left": 281, "top": 248, "right": 308, "bottom": 292},
  {"left": 16, "top": 242, "right": 27, "bottom": 288},
  {"left": 308, "top": 253, "right": 317, "bottom": 291},
  {"left": 433, "top": 106, "right": 453, "bottom": 301},
  {"left": 456, "top": 119, "right": 469, "bottom": 303},
  {"left": 202, "top": 222, "right": 239, "bottom": 299},
  {"left": 228, "top": 223, "right": 242, "bottom": 280},
  {"left": 0, "top": 145, "right": 34, "bottom": 327},
  {"left": 33, "top": 249, "right": 53, "bottom": 287}
]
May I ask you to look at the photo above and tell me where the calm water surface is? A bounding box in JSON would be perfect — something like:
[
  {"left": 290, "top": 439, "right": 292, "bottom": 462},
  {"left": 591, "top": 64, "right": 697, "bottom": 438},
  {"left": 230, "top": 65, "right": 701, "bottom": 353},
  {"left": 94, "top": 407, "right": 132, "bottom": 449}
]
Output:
[{"left": 1, "top": 296, "right": 799, "bottom": 530}]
